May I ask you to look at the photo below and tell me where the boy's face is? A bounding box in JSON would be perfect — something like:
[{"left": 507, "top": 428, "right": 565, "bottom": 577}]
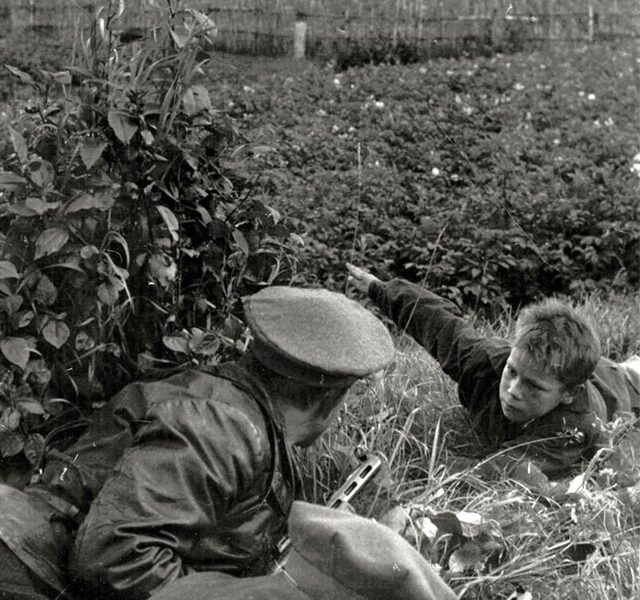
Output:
[{"left": 498, "top": 347, "right": 573, "bottom": 423}]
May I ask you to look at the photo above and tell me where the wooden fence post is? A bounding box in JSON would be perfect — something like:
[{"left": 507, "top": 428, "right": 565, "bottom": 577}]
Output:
[{"left": 293, "top": 12, "right": 307, "bottom": 59}]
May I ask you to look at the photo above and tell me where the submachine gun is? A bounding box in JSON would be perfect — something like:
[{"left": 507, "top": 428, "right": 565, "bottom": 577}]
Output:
[{"left": 272, "top": 449, "right": 383, "bottom": 573}]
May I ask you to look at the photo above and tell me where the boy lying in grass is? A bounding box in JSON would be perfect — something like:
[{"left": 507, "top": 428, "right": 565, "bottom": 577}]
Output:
[{"left": 347, "top": 264, "right": 640, "bottom": 492}]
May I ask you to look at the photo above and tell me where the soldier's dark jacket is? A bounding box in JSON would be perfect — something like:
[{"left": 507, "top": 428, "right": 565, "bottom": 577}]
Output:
[
  {"left": 0, "top": 362, "right": 299, "bottom": 600},
  {"left": 369, "top": 279, "right": 640, "bottom": 479}
]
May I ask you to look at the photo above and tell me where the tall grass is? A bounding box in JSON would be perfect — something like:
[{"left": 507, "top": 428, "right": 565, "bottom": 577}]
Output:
[{"left": 299, "top": 290, "right": 640, "bottom": 599}]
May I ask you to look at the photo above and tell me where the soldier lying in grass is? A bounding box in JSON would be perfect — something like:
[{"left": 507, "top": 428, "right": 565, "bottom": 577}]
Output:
[{"left": 347, "top": 264, "right": 640, "bottom": 491}]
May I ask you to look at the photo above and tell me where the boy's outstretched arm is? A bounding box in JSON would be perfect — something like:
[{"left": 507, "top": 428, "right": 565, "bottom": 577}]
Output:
[{"left": 346, "top": 264, "right": 508, "bottom": 385}]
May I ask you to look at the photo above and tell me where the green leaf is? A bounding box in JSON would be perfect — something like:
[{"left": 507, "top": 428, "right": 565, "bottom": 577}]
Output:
[
  {"left": 97, "top": 282, "right": 119, "bottom": 305},
  {"left": 194, "top": 205, "right": 212, "bottom": 225},
  {"left": 4, "top": 64, "right": 34, "bottom": 84},
  {"left": 66, "top": 189, "right": 116, "bottom": 213},
  {"left": 0, "top": 171, "right": 28, "bottom": 190},
  {"left": 34, "top": 274, "right": 57, "bottom": 306},
  {"left": 34, "top": 228, "right": 69, "bottom": 259},
  {"left": 0, "top": 431, "right": 24, "bottom": 457},
  {"left": 25, "top": 197, "right": 61, "bottom": 215},
  {"left": 14, "top": 310, "right": 35, "bottom": 329},
  {"left": 183, "top": 84, "right": 212, "bottom": 116},
  {"left": 51, "top": 71, "right": 72, "bottom": 85},
  {"left": 75, "top": 331, "right": 96, "bottom": 351},
  {"left": 7, "top": 200, "right": 38, "bottom": 216},
  {"left": 8, "top": 127, "right": 28, "bottom": 164},
  {"left": 0, "top": 294, "right": 23, "bottom": 315},
  {"left": 0, "top": 261, "right": 20, "bottom": 279},
  {"left": 79, "top": 139, "right": 108, "bottom": 169},
  {"left": 156, "top": 205, "right": 179, "bottom": 242},
  {"left": 42, "top": 319, "right": 70, "bottom": 349},
  {"left": 163, "top": 334, "right": 189, "bottom": 354},
  {"left": 170, "top": 30, "right": 189, "bottom": 48},
  {"left": 222, "top": 314, "right": 244, "bottom": 339},
  {"left": 232, "top": 230, "right": 250, "bottom": 256},
  {"left": 3, "top": 407, "right": 21, "bottom": 430},
  {"left": 18, "top": 400, "right": 45, "bottom": 415},
  {"left": 107, "top": 109, "right": 138, "bottom": 144},
  {"left": 26, "top": 160, "right": 54, "bottom": 189},
  {"left": 24, "top": 433, "right": 45, "bottom": 465},
  {"left": 188, "top": 331, "right": 220, "bottom": 356},
  {"left": 0, "top": 336, "right": 36, "bottom": 370}
]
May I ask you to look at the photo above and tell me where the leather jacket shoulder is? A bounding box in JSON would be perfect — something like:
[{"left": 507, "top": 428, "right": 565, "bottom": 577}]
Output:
[{"left": 70, "top": 366, "right": 297, "bottom": 600}]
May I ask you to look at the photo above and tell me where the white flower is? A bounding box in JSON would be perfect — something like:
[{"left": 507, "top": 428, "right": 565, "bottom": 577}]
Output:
[
  {"left": 446, "top": 69, "right": 455, "bottom": 76},
  {"left": 631, "top": 153, "right": 640, "bottom": 177},
  {"left": 454, "top": 94, "right": 462, "bottom": 104},
  {"left": 514, "top": 82, "right": 525, "bottom": 91},
  {"left": 587, "top": 93, "right": 596, "bottom": 101},
  {"left": 594, "top": 119, "right": 601, "bottom": 128},
  {"left": 333, "top": 77, "right": 341, "bottom": 87},
  {"left": 604, "top": 117, "right": 614, "bottom": 127},
  {"left": 419, "top": 66, "right": 427, "bottom": 74},
  {"left": 348, "top": 126, "right": 356, "bottom": 133},
  {"left": 317, "top": 109, "right": 327, "bottom": 117},
  {"left": 578, "top": 91, "right": 585, "bottom": 97},
  {"left": 242, "top": 85, "right": 254, "bottom": 93},
  {"left": 228, "top": 100, "right": 235, "bottom": 107},
  {"left": 431, "top": 167, "right": 441, "bottom": 176},
  {"left": 466, "top": 70, "right": 474, "bottom": 76},
  {"left": 331, "top": 124, "right": 340, "bottom": 133},
  {"left": 553, "top": 138, "right": 561, "bottom": 145},
  {"left": 374, "top": 100, "right": 385, "bottom": 109},
  {"left": 450, "top": 174, "right": 460, "bottom": 182},
  {"left": 462, "top": 105, "right": 473, "bottom": 115}
]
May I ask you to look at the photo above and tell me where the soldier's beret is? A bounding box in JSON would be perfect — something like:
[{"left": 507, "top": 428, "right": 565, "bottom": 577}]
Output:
[{"left": 243, "top": 286, "right": 394, "bottom": 388}]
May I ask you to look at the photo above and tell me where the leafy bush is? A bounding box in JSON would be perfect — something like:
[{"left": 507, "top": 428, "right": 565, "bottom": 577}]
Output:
[{"left": 0, "top": 1, "right": 297, "bottom": 467}]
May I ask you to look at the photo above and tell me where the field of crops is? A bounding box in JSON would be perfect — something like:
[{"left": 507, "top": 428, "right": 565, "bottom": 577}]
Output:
[{"left": 208, "top": 43, "right": 639, "bottom": 314}]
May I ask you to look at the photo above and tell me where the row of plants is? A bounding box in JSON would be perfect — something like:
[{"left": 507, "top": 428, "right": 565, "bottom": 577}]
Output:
[
  {"left": 209, "top": 42, "right": 639, "bottom": 314},
  {"left": 0, "top": 1, "right": 298, "bottom": 468}
]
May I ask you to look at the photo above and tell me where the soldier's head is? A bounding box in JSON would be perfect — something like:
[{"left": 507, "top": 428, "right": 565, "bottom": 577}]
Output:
[
  {"left": 499, "top": 298, "right": 600, "bottom": 423},
  {"left": 243, "top": 286, "right": 395, "bottom": 446}
]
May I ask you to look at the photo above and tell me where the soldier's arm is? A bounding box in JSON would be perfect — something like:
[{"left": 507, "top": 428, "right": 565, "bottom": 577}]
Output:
[{"left": 69, "top": 397, "right": 271, "bottom": 600}]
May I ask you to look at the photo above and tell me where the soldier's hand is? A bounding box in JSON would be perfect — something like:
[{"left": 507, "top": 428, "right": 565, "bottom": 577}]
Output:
[{"left": 346, "top": 263, "right": 380, "bottom": 294}]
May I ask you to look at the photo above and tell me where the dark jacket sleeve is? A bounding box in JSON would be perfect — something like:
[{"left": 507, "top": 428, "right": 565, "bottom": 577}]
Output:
[
  {"left": 369, "top": 279, "right": 509, "bottom": 385},
  {"left": 70, "top": 391, "right": 271, "bottom": 600}
]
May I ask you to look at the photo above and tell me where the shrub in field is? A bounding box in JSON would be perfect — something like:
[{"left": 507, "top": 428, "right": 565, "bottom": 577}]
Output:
[{"left": 0, "top": 1, "right": 296, "bottom": 470}]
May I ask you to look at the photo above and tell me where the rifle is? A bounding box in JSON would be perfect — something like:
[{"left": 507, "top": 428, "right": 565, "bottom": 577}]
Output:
[{"left": 272, "top": 449, "right": 383, "bottom": 573}]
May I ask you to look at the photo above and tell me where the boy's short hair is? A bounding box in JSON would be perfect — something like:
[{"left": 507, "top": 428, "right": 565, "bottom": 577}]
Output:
[{"left": 514, "top": 298, "right": 601, "bottom": 389}]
